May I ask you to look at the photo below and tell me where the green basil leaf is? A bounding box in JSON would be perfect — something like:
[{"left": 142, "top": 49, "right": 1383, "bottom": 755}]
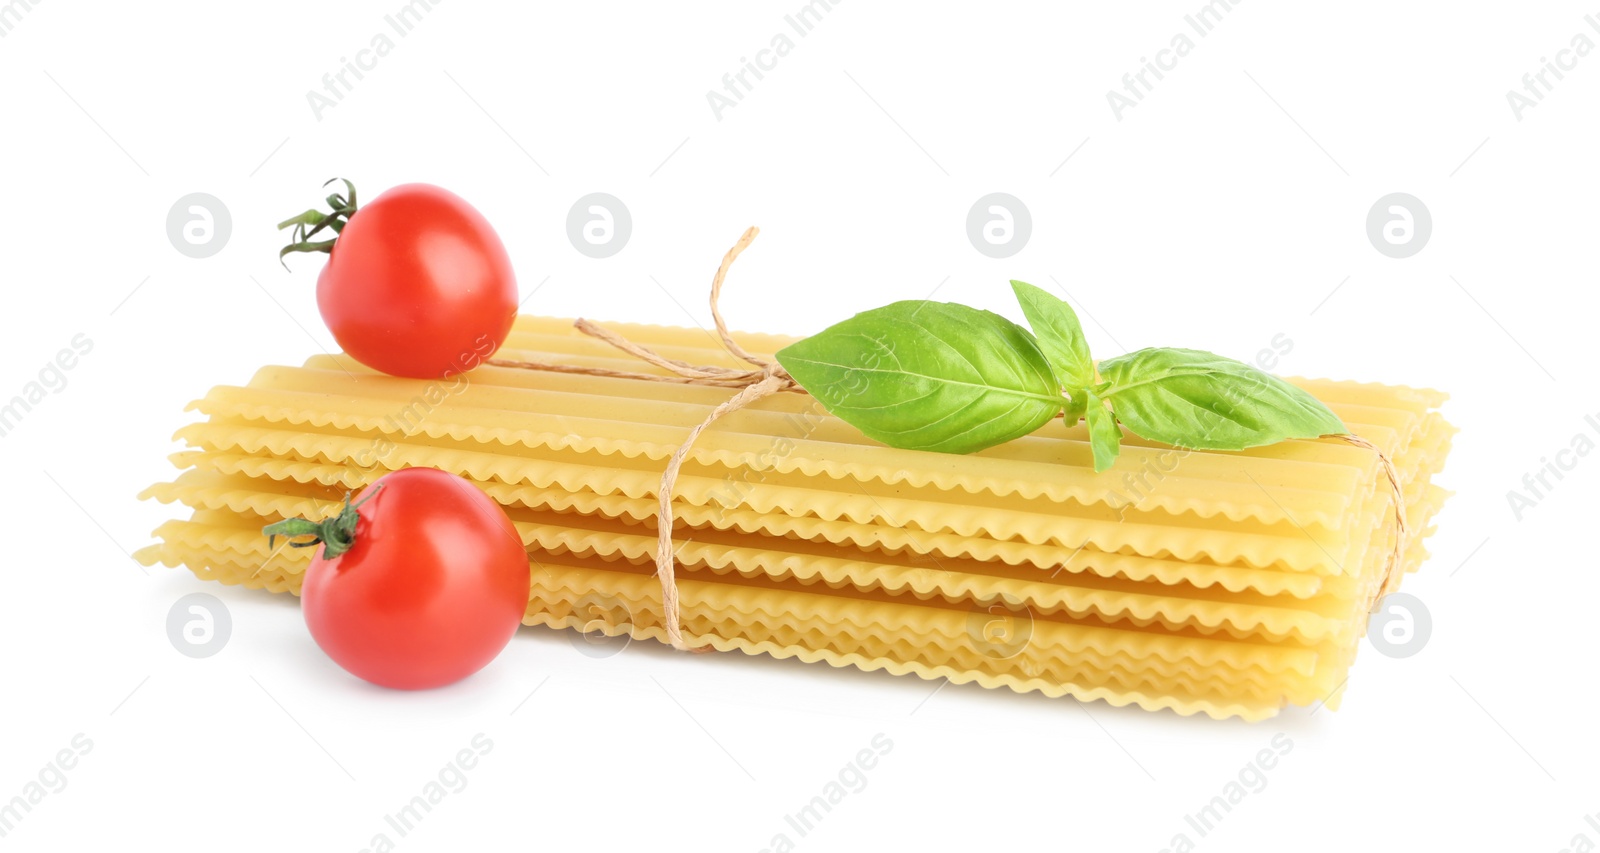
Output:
[
  {"left": 1083, "top": 392, "right": 1121, "bottom": 472},
  {"left": 1010, "top": 280, "right": 1094, "bottom": 390},
  {"left": 1097, "top": 347, "right": 1346, "bottom": 451},
  {"left": 775, "top": 301, "right": 1063, "bottom": 454}
]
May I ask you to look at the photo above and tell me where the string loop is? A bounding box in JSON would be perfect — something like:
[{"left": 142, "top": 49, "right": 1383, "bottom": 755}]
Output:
[{"left": 1329, "top": 433, "right": 1411, "bottom": 607}]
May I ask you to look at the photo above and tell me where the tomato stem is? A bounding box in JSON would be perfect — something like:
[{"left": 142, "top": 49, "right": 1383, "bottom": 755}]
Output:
[
  {"left": 261, "top": 484, "right": 383, "bottom": 560},
  {"left": 277, "top": 177, "right": 360, "bottom": 269}
]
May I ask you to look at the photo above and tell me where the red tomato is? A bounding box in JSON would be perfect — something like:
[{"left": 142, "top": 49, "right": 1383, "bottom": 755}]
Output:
[
  {"left": 316, "top": 184, "right": 517, "bottom": 378},
  {"left": 297, "top": 467, "right": 530, "bottom": 689}
]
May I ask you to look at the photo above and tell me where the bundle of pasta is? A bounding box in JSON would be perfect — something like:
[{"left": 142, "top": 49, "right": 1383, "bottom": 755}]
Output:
[{"left": 136, "top": 311, "right": 1452, "bottom": 721}]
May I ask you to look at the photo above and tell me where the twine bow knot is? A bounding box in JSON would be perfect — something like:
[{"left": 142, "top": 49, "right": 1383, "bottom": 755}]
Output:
[{"left": 490, "top": 227, "right": 800, "bottom": 649}]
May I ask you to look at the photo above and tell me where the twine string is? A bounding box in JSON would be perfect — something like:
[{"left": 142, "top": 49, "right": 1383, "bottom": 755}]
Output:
[
  {"left": 488, "top": 226, "right": 798, "bottom": 650},
  {"left": 1330, "top": 433, "right": 1411, "bottom": 606},
  {"left": 490, "top": 226, "right": 1413, "bottom": 649}
]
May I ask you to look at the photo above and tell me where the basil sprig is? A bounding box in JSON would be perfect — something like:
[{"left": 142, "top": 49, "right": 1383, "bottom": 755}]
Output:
[{"left": 775, "top": 282, "right": 1346, "bottom": 471}]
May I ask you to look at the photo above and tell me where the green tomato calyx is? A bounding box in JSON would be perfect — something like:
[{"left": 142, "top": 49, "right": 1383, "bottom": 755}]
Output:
[{"left": 261, "top": 483, "right": 382, "bottom": 560}]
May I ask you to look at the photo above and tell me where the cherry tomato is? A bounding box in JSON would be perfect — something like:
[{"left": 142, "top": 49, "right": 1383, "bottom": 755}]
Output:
[
  {"left": 296, "top": 467, "right": 530, "bottom": 689},
  {"left": 313, "top": 183, "right": 517, "bottom": 378}
]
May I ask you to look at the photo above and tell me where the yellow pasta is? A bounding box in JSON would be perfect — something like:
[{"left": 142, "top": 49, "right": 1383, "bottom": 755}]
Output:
[
  {"left": 136, "top": 313, "right": 1454, "bottom": 719},
  {"left": 143, "top": 470, "right": 1426, "bottom": 647},
  {"left": 136, "top": 531, "right": 1322, "bottom": 720},
  {"left": 204, "top": 359, "right": 1417, "bottom": 527},
  {"left": 168, "top": 448, "right": 1450, "bottom": 601},
  {"left": 167, "top": 413, "right": 1436, "bottom": 574}
]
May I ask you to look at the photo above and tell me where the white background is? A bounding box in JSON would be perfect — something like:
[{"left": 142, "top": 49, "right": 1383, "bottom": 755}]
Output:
[{"left": 1, "top": 1, "right": 1595, "bottom": 850}]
